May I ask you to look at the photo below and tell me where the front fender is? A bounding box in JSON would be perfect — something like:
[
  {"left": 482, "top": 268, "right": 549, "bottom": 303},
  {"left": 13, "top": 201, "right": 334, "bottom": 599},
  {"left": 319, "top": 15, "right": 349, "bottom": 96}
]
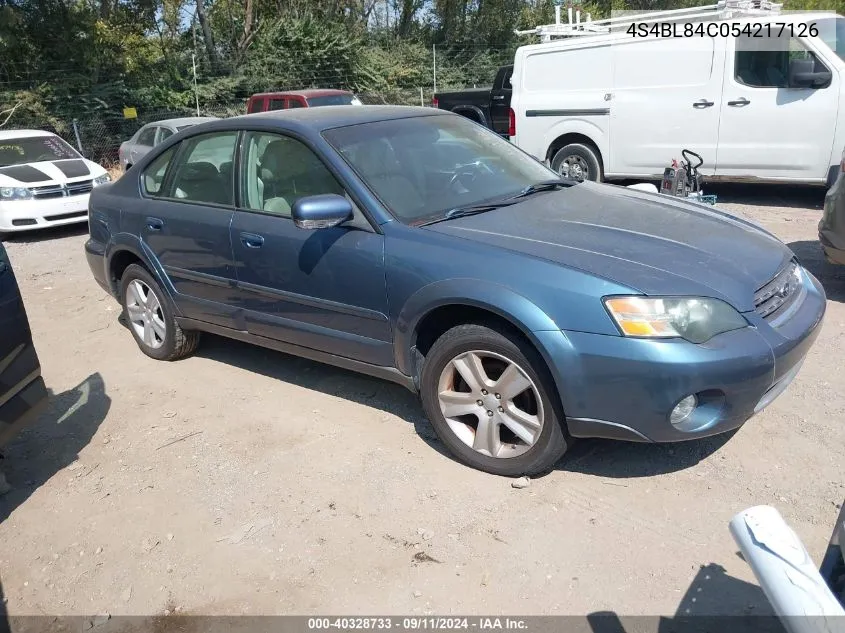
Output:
[
  {"left": 394, "top": 278, "right": 561, "bottom": 377},
  {"left": 105, "top": 233, "right": 181, "bottom": 315}
]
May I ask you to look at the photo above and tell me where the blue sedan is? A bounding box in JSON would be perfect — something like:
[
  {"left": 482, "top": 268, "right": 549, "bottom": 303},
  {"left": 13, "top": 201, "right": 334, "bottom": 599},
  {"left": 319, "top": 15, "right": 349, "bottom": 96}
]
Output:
[{"left": 84, "top": 106, "right": 826, "bottom": 476}]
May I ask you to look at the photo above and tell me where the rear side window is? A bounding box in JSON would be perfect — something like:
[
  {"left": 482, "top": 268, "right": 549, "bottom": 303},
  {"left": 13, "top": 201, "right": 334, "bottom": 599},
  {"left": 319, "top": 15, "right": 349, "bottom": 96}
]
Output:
[
  {"left": 137, "top": 126, "right": 157, "bottom": 146},
  {"left": 157, "top": 128, "right": 173, "bottom": 144},
  {"left": 143, "top": 147, "right": 176, "bottom": 195},
  {"left": 166, "top": 132, "right": 238, "bottom": 206}
]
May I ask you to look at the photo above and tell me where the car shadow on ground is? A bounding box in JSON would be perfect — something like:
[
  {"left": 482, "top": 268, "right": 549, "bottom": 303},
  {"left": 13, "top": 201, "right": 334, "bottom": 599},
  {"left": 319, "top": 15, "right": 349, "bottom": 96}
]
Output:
[
  {"left": 194, "top": 334, "right": 453, "bottom": 459},
  {"left": 195, "top": 334, "right": 732, "bottom": 477},
  {"left": 706, "top": 183, "right": 825, "bottom": 211},
  {"left": 585, "top": 564, "right": 783, "bottom": 632},
  {"left": 788, "top": 239, "right": 845, "bottom": 303},
  {"left": 0, "top": 373, "right": 110, "bottom": 524},
  {"left": 0, "top": 223, "right": 89, "bottom": 245}
]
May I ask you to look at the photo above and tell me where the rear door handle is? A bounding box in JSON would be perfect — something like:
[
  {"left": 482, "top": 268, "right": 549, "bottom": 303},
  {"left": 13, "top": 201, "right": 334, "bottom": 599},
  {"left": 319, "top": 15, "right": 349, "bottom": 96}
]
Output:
[
  {"left": 240, "top": 232, "right": 264, "bottom": 249},
  {"left": 146, "top": 217, "right": 164, "bottom": 231},
  {"left": 727, "top": 98, "right": 751, "bottom": 107},
  {"left": 692, "top": 99, "right": 715, "bottom": 108},
  {"left": 492, "top": 95, "right": 505, "bottom": 100}
]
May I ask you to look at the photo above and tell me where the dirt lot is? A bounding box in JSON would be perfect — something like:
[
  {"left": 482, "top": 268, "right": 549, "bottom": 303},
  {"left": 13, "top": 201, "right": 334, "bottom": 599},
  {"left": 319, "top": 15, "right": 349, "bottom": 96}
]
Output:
[{"left": 0, "top": 184, "right": 843, "bottom": 619}]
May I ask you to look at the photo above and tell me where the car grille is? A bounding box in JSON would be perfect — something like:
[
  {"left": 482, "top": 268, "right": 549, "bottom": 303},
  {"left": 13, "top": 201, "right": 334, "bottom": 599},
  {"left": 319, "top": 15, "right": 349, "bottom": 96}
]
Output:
[
  {"left": 31, "top": 180, "right": 93, "bottom": 199},
  {"left": 754, "top": 261, "right": 802, "bottom": 320}
]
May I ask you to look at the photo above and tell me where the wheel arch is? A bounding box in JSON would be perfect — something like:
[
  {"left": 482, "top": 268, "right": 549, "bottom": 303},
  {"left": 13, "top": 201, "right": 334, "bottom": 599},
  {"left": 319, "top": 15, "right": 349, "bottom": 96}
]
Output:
[
  {"left": 105, "top": 234, "right": 179, "bottom": 311},
  {"left": 450, "top": 105, "right": 488, "bottom": 127},
  {"left": 395, "top": 280, "right": 561, "bottom": 388},
  {"left": 546, "top": 132, "right": 604, "bottom": 173}
]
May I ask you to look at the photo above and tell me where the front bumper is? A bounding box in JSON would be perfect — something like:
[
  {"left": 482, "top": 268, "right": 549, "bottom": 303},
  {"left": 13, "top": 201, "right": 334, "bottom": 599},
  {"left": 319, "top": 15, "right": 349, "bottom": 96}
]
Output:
[
  {"left": 538, "top": 269, "right": 826, "bottom": 443},
  {"left": 0, "top": 195, "right": 90, "bottom": 232}
]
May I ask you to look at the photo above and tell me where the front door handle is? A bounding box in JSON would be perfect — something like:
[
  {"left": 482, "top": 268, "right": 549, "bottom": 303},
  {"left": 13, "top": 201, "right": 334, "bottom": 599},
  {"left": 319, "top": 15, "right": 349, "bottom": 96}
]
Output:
[
  {"left": 240, "top": 232, "right": 264, "bottom": 249},
  {"left": 727, "top": 97, "right": 751, "bottom": 107},
  {"left": 492, "top": 95, "right": 505, "bottom": 101},
  {"left": 146, "top": 217, "right": 164, "bottom": 231},
  {"left": 693, "top": 99, "right": 715, "bottom": 108}
]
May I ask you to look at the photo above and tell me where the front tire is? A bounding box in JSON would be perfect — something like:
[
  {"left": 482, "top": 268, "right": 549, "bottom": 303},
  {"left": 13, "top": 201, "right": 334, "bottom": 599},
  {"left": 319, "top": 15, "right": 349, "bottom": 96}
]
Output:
[
  {"left": 420, "top": 324, "right": 569, "bottom": 476},
  {"left": 119, "top": 263, "right": 200, "bottom": 361},
  {"left": 551, "top": 143, "right": 602, "bottom": 183}
]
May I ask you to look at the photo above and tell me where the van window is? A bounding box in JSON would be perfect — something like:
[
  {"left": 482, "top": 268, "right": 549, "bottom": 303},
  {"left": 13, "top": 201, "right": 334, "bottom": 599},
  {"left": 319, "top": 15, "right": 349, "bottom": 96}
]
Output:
[
  {"left": 735, "top": 34, "right": 829, "bottom": 88},
  {"left": 523, "top": 45, "right": 612, "bottom": 92},
  {"left": 613, "top": 37, "right": 714, "bottom": 89}
]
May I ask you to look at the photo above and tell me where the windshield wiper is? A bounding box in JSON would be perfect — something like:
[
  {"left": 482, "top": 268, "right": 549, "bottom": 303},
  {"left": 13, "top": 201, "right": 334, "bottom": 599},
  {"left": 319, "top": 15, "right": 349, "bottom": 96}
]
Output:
[
  {"left": 417, "top": 200, "right": 517, "bottom": 226},
  {"left": 511, "top": 178, "right": 577, "bottom": 199}
]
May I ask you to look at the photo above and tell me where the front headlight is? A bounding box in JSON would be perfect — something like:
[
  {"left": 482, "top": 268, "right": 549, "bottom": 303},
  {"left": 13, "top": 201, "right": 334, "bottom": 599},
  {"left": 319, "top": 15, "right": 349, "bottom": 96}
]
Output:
[
  {"left": 0, "top": 186, "right": 32, "bottom": 201},
  {"left": 603, "top": 296, "right": 748, "bottom": 344},
  {"left": 93, "top": 174, "right": 111, "bottom": 187}
]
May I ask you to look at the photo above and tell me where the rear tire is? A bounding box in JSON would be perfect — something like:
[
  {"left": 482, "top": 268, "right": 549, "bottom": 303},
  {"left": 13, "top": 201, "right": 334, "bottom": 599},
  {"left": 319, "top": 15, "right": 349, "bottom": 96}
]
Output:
[
  {"left": 119, "top": 263, "right": 200, "bottom": 361},
  {"left": 551, "top": 143, "right": 602, "bottom": 183},
  {"left": 420, "top": 323, "right": 569, "bottom": 477}
]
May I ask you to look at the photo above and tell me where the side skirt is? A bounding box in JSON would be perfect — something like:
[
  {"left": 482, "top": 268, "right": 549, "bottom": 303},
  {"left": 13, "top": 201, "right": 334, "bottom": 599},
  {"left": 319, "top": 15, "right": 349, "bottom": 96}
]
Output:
[{"left": 175, "top": 317, "right": 418, "bottom": 393}]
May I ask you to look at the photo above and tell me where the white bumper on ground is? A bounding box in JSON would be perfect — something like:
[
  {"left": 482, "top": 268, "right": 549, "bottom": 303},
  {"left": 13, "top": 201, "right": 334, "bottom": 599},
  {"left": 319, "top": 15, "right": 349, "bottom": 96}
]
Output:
[{"left": 0, "top": 194, "right": 90, "bottom": 232}]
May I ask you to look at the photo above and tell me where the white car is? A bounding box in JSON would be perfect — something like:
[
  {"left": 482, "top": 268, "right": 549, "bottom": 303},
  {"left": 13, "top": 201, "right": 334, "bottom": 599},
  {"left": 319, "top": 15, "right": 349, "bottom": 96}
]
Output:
[{"left": 0, "top": 130, "right": 110, "bottom": 234}]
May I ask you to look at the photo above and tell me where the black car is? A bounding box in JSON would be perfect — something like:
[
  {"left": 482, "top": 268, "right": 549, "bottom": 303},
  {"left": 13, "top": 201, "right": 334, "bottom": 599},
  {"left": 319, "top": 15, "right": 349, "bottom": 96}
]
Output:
[
  {"left": 0, "top": 242, "right": 48, "bottom": 448},
  {"left": 433, "top": 65, "right": 513, "bottom": 137},
  {"left": 821, "top": 149, "right": 845, "bottom": 265}
]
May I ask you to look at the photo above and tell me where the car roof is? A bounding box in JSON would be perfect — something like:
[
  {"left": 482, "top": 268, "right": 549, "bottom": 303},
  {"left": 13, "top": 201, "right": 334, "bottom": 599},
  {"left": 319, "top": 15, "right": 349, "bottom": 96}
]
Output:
[
  {"left": 200, "top": 105, "right": 445, "bottom": 133},
  {"left": 250, "top": 89, "right": 354, "bottom": 99},
  {"left": 0, "top": 129, "right": 58, "bottom": 140},
  {"left": 144, "top": 116, "right": 218, "bottom": 129}
]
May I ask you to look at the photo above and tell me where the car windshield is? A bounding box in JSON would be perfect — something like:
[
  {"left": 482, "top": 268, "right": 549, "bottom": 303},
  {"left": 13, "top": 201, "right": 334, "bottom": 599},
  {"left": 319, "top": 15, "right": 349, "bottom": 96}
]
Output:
[
  {"left": 322, "top": 114, "right": 564, "bottom": 224},
  {"left": 815, "top": 16, "right": 845, "bottom": 63},
  {"left": 0, "top": 135, "right": 80, "bottom": 167},
  {"left": 307, "top": 94, "right": 362, "bottom": 106}
]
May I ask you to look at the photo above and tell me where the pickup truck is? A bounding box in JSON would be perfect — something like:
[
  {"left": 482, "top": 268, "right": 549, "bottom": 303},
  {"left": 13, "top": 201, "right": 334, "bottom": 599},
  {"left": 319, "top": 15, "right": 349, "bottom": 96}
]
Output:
[{"left": 432, "top": 65, "right": 513, "bottom": 136}]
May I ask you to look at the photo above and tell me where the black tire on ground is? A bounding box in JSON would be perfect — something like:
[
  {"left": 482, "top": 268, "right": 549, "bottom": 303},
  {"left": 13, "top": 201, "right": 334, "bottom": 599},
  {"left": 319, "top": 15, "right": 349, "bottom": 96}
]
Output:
[
  {"left": 119, "top": 263, "right": 200, "bottom": 361},
  {"left": 551, "top": 143, "right": 602, "bottom": 183},
  {"left": 419, "top": 323, "right": 570, "bottom": 477}
]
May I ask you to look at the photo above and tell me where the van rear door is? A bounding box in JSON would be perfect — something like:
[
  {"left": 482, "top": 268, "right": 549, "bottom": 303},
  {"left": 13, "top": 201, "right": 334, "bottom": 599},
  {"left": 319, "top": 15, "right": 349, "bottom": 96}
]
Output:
[
  {"left": 608, "top": 35, "right": 726, "bottom": 178},
  {"left": 0, "top": 244, "right": 48, "bottom": 448}
]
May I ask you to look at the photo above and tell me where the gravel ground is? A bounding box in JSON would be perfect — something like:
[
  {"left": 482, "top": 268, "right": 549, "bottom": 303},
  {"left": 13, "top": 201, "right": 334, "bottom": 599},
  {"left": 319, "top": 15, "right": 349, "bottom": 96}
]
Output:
[{"left": 0, "top": 183, "right": 843, "bottom": 620}]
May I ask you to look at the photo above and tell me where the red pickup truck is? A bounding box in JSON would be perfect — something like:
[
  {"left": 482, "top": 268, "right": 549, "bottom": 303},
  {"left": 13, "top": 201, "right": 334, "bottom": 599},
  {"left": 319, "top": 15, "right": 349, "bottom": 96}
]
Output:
[{"left": 246, "top": 89, "right": 362, "bottom": 113}]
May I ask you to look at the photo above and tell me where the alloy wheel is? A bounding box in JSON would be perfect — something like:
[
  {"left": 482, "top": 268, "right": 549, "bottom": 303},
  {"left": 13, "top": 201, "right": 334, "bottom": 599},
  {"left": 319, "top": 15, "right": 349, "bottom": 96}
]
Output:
[
  {"left": 125, "top": 279, "right": 166, "bottom": 350},
  {"left": 436, "top": 350, "right": 545, "bottom": 459}
]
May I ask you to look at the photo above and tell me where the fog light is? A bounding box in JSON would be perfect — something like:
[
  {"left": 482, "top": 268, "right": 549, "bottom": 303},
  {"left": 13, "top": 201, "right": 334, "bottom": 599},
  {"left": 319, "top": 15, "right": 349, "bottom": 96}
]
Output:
[{"left": 670, "top": 394, "right": 697, "bottom": 426}]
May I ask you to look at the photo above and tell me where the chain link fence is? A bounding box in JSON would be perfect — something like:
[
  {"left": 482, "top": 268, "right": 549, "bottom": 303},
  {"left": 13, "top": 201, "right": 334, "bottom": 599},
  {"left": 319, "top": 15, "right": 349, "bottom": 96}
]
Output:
[{"left": 5, "top": 88, "right": 437, "bottom": 168}]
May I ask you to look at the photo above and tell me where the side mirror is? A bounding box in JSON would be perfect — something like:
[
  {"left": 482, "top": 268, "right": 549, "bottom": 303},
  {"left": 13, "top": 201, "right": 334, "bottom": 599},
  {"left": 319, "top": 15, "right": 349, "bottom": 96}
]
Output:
[
  {"left": 291, "top": 194, "right": 353, "bottom": 230},
  {"left": 789, "top": 58, "right": 832, "bottom": 88}
]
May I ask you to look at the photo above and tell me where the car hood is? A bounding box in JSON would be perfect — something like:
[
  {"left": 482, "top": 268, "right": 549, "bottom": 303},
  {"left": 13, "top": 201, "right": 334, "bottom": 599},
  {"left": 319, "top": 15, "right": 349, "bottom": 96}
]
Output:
[
  {"left": 424, "top": 181, "right": 793, "bottom": 312},
  {"left": 0, "top": 158, "right": 105, "bottom": 187}
]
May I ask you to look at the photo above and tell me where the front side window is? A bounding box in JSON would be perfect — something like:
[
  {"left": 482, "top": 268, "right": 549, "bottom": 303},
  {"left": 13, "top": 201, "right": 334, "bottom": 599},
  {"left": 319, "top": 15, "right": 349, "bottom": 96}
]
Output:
[
  {"left": 240, "top": 132, "right": 345, "bottom": 218},
  {"left": 0, "top": 135, "right": 80, "bottom": 167},
  {"left": 142, "top": 146, "right": 176, "bottom": 195},
  {"left": 735, "top": 32, "right": 829, "bottom": 88},
  {"left": 322, "top": 113, "right": 558, "bottom": 224},
  {"left": 166, "top": 132, "right": 238, "bottom": 205}
]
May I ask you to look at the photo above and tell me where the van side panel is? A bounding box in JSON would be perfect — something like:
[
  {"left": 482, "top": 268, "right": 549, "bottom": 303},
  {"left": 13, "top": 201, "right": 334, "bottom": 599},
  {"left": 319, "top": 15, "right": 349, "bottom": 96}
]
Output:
[
  {"left": 513, "top": 43, "right": 612, "bottom": 164},
  {"left": 608, "top": 36, "right": 725, "bottom": 177}
]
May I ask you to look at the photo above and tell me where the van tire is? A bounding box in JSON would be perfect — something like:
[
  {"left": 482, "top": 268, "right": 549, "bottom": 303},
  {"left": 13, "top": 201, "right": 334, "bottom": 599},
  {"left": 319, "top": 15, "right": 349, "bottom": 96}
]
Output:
[{"left": 551, "top": 143, "right": 602, "bottom": 183}]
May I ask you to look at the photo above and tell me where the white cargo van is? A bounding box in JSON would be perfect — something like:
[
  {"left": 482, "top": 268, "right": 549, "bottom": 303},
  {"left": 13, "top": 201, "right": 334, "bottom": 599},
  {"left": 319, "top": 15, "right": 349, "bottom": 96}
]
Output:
[{"left": 509, "top": 2, "right": 845, "bottom": 186}]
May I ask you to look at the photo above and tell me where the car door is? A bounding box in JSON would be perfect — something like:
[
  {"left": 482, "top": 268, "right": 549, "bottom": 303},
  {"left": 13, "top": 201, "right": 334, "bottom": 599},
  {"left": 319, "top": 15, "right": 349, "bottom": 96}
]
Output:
[
  {"left": 715, "top": 31, "right": 837, "bottom": 182},
  {"left": 138, "top": 131, "right": 240, "bottom": 328},
  {"left": 490, "top": 66, "right": 513, "bottom": 135},
  {"left": 608, "top": 35, "right": 726, "bottom": 177},
  {"left": 228, "top": 131, "right": 393, "bottom": 367},
  {"left": 0, "top": 243, "right": 48, "bottom": 448},
  {"left": 131, "top": 125, "right": 158, "bottom": 165}
]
